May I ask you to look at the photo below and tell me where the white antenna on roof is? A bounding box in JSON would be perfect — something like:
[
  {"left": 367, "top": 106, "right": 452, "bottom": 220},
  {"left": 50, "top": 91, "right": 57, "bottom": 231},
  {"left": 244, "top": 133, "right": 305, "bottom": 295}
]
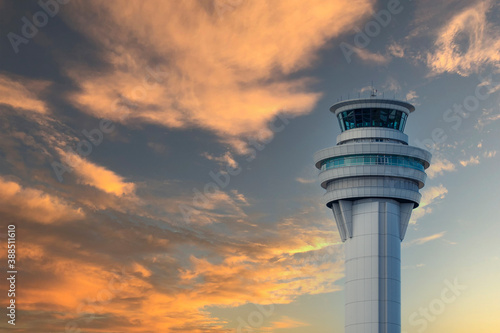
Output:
[{"left": 370, "top": 81, "right": 377, "bottom": 98}]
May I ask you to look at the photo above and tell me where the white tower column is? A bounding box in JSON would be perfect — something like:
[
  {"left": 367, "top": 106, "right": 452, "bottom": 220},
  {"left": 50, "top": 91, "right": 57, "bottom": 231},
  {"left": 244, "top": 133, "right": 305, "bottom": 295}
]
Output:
[
  {"left": 314, "top": 98, "right": 431, "bottom": 333},
  {"left": 343, "top": 199, "right": 404, "bottom": 333}
]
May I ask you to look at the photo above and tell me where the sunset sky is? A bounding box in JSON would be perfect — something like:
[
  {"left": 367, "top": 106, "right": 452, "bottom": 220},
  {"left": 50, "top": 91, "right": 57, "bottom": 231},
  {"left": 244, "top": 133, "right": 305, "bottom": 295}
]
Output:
[{"left": 1, "top": 0, "right": 500, "bottom": 332}]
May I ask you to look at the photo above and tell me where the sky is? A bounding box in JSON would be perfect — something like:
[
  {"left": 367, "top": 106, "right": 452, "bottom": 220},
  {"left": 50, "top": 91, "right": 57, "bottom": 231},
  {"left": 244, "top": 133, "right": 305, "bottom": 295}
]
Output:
[{"left": 0, "top": 0, "right": 499, "bottom": 332}]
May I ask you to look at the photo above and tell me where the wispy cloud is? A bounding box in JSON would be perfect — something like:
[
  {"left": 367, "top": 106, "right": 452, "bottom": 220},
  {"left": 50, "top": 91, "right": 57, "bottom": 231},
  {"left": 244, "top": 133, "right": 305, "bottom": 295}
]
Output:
[
  {"left": 352, "top": 47, "right": 391, "bottom": 65},
  {"left": 295, "top": 177, "right": 316, "bottom": 184},
  {"left": 4, "top": 196, "right": 343, "bottom": 332},
  {"left": 427, "top": 156, "right": 456, "bottom": 178},
  {"left": 406, "top": 90, "right": 419, "bottom": 103},
  {"left": 484, "top": 150, "right": 497, "bottom": 158},
  {"left": 0, "top": 73, "right": 50, "bottom": 114},
  {"left": 411, "top": 184, "right": 448, "bottom": 224},
  {"left": 263, "top": 316, "right": 310, "bottom": 330},
  {"left": 61, "top": 0, "right": 375, "bottom": 153},
  {"left": 203, "top": 151, "right": 239, "bottom": 169},
  {"left": 0, "top": 176, "right": 84, "bottom": 224},
  {"left": 382, "top": 76, "right": 402, "bottom": 93},
  {"left": 426, "top": 0, "right": 500, "bottom": 76},
  {"left": 147, "top": 142, "right": 168, "bottom": 154},
  {"left": 476, "top": 107, "right": 500, "bottom": 130},
  {"left": 388, "top": 42, "right": 405, "bottom": 58},
  {"left": 459, "top": 155, "right": 480, "bottom": 167},
  {"left": 173, "top": 188, "right": 250, "bottom": 225},
  {"left": 57, "top": 149, "right": 136, "bottom": 197},
  {"left": 408, "top": 231, "right": 446, "bottom": 246}
]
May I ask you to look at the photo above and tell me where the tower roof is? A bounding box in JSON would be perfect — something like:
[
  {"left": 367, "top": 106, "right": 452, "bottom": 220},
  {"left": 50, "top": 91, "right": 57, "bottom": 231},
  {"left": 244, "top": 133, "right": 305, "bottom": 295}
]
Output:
[{"left": 330, "top": 98, "right": 415, "bottom": 115}]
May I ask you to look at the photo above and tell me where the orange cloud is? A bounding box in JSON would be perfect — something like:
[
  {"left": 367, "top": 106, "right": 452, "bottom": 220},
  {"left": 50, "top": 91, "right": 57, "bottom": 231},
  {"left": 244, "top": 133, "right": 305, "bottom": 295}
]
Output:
[
  {"left": 61, "top": 0, "right": 375, "bottom": 152},
  {"left": 57, "top": 149, "right": 136, "bottom": 196},
  {"left": 12, "top": 231, "right": 341, "bottom": 332},
  {"left": 179, "top": 246, "right": 343, "bottom": 307},
  {"left": 0, "top": 2, "right": 378, "bottom": 330},
  {"left": 0, "top": 176, "right": 84, "bottom": 224},
  {"left": 263, "top": 316, "right": 309, "bottom": 330},
  {"left": 0, "top": 73, "right": 50, "bottom": 114},
  {"left": 5, "top": 202, "right": 343, "bottom": 332}
]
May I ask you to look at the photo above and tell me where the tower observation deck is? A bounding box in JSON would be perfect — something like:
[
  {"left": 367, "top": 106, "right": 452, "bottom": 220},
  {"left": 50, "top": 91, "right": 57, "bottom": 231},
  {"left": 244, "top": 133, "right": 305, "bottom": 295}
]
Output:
[{"left": 314, "top": 98, "right": 431, "bottom": 333}]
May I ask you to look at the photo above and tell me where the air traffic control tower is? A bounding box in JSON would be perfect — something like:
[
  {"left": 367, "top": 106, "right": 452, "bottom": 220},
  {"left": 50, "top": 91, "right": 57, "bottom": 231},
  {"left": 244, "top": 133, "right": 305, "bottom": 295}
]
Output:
[{"left": 314, "top": 96, "right": 431, "bottom": 332}]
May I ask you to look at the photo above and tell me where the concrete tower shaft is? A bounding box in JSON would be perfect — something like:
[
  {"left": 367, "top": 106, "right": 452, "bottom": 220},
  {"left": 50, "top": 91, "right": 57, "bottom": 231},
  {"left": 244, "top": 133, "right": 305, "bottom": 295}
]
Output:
[{"left": 314, "top": 98, "right": 431, "bottom": 333}]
